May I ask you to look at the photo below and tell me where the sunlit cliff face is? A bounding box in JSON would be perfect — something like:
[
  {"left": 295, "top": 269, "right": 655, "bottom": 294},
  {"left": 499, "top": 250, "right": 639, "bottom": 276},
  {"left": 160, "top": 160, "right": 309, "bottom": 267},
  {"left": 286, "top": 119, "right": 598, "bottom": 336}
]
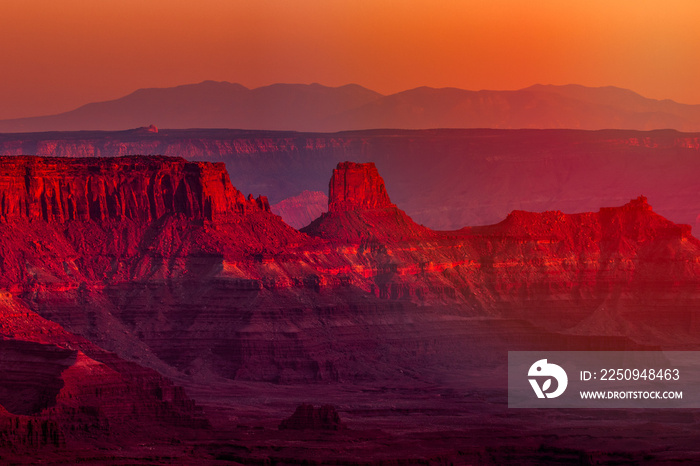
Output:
[{"left": 0, "top": 155, "right": 699, "bottom": 462}]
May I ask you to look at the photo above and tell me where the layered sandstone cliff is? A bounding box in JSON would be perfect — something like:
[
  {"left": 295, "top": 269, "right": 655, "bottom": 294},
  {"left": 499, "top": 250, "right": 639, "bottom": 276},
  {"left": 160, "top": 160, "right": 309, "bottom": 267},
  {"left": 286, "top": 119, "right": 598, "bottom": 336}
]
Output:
[{"left": 0, "top": 155, "right": 269, "bottom": 223}]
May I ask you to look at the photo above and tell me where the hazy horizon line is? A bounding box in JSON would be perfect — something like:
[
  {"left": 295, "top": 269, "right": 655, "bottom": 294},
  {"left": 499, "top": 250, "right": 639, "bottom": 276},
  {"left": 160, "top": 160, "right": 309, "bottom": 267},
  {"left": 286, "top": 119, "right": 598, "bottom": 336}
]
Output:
[{"left": 3, "top": 80, "right": 697, "bottom": 123}]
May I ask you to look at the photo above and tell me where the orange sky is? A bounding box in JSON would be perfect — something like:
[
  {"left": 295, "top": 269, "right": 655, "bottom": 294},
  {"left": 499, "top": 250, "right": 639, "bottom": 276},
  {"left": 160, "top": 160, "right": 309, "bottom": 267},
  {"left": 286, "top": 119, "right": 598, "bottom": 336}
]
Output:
[{"left": 1, "top": 0, "right": 699, "bottom": 119}]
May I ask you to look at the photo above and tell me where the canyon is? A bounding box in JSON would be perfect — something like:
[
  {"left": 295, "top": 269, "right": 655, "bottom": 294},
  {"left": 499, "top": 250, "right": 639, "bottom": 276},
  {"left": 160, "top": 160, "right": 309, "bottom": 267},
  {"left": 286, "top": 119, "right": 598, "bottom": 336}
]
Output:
[{"left": 0, "top": 155, "right": 699, "bottom": 462}]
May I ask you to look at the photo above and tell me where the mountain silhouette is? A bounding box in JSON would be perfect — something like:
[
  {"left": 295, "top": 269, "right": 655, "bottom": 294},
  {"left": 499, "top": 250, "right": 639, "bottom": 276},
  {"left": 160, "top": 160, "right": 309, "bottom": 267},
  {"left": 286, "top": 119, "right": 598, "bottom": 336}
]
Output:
[{"left": 2, "top": 81, "right": 700, "bottom": 132}]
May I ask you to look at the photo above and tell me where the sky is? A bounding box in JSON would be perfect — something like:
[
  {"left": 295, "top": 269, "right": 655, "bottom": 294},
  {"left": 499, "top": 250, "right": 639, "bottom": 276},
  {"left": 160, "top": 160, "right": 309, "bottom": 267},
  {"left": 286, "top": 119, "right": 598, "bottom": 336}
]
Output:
[{"left": 1, "top": 0, "right": 699, "bottom": 119}]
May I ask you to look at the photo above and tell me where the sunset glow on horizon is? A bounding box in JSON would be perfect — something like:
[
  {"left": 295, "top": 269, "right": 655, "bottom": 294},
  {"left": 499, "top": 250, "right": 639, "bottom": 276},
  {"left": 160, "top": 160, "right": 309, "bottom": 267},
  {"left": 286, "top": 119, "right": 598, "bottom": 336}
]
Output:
[{"left": 1, "top": 0, "right": 699, "bottom": 119}]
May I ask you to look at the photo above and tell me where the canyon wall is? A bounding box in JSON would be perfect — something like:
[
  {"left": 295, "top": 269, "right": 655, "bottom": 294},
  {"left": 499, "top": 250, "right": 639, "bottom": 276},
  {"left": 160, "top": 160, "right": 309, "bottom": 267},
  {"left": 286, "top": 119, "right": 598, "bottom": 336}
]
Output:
[{"left": 0, "top": 155, "right": 269, "bottom": 223}]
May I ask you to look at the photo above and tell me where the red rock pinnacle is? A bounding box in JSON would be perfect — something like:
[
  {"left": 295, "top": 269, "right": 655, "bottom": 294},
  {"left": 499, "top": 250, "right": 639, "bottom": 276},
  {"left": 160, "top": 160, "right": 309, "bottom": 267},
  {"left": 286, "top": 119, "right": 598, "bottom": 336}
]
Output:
[
  {"left": 328, "top": 162, "right": 394, "bottom": 213},
  {"left": 304, "top": 161, "right": 433, "bottom": 241}
]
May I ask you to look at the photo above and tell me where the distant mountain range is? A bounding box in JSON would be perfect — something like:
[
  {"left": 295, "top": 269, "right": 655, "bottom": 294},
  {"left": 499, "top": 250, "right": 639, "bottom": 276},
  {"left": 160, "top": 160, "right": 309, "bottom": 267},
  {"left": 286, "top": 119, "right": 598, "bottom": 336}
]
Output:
[{"left": 2, "top": 81, "right": 700, "bottom": 133}]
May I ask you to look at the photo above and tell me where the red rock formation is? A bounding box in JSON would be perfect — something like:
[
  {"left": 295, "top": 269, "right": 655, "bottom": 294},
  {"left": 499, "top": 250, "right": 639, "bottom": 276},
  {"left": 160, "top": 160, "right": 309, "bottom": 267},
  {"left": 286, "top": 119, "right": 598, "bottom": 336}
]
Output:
[
  {"left": 328, "top": 162, "right": 394, "bottom": 212},
  {"left": 0, "top": 155, "right": 269, "bottom": 223},
  {"left": 1, "top": 155, "right": 700, "bottom": 462},
  {"left": 279, "top": 404, "right": 346, "bottom": 431},
  {"left": 304, "top": 161, "right": 433, "bottom": 242},
  {"left": 303, "top": 162, "right": 700, "bottom": 346},
  {"left": 4, "top": 156, "right": 699, "bottom": 380}
]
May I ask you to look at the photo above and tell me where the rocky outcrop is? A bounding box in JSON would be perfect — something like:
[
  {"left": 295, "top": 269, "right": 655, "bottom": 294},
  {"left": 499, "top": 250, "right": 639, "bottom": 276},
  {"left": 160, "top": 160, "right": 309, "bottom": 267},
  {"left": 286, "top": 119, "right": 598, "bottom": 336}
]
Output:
[
  {"left": 279, "top": 404, "right": 346, "bottom": 431},
  {"left": 474, "top": 196, "right": 693, "bottom": 246},
  {"left": 328, "top": 162, "right": 394, "bottom": 212},
  {"left": 0, "top": 156, "right": 269, "bottom": 223},
  {"left": 304, "top": 161, "right": 433, "bottom": 242},
  {"left": 446, "top": 195, "right": 700, "bottom": 334}
]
